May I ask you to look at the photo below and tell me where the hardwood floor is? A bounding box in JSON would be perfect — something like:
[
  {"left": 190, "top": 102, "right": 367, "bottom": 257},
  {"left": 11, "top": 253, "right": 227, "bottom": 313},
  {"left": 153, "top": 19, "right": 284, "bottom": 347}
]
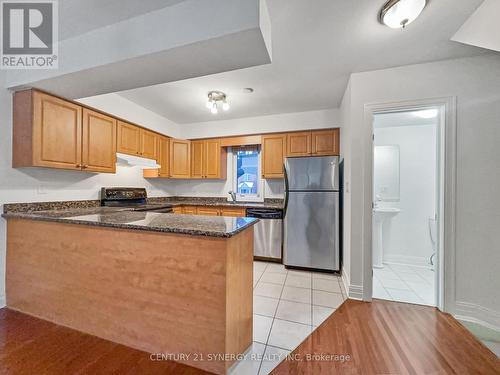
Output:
[
  {"left": 0, "top": 308, "right": 209, "bottom": 375},
  {"left": 272, "top": 299, "right": 500, "bottom": 374}
]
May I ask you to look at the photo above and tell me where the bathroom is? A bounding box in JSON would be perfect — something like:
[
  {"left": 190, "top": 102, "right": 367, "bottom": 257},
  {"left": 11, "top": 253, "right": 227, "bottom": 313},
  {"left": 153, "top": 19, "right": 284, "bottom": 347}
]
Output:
[{"left": 372, "top": 109, "right": 439, "bottom": 306}]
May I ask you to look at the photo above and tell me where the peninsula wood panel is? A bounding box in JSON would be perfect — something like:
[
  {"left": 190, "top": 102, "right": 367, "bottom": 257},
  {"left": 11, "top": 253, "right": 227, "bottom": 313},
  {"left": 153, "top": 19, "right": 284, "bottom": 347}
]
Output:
[
  {"left": 169, "top": 139, "right": 191, "bottom": 178},
  {"left": 82, "top": 109, "right": 117, "bottom": 173},
  {"left": 262, "top": 134, "right": 286, "bottom": 179},
  {"left": 116, "top": 121, "right": 141, "bottom": 156},
  {"left": 311, "top": 128, "right": 339, "bottom": 156},
  {"left": 272, "top": 299, "right": 500, "bottom": 374},
  {"left": 287, "top": 131, "right": 311, "bottom": 157},
  {"left": 6, "top": 219, "right": 253, "bottom": 375}
]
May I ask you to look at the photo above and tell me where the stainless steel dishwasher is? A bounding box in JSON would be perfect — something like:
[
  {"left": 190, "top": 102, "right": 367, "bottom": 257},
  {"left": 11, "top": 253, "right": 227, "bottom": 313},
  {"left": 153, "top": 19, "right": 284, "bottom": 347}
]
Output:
[{"left": 246, "top": 208, "right": 283, "bottom": 261}]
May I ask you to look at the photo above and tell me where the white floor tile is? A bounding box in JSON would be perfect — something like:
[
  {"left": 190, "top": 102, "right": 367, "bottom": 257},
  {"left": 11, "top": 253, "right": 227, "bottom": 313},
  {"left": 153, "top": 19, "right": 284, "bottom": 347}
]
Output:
[
  {"left": 228, "top": 342, "right": 266, "bottom": 375},
  {"left": 254, "top": 282, "right": 283, "bottom": 299},
  {"left": 387, "top": 264, "right": 415, "bottom": 272},
  {"left": 260, "top": 272, "right": 286, "bottom": 285},
  {"left": 254, "top": 262, "right": 268, "bottom": 273},
  {"left": 275, "top": 300, "right": 311, "bottom": 325},
  {"left": 386, "top": 288, "right": 424, "bottom": 305},
  {"left": 253, "top": 295, "right": 279, "bottom": 317},
  {"left": 265, "top": 263, "right": 288, "bottom": 274},
  {"left": 372, "top": 285, "right": 392, "bottom": 300},
  {"left": 312, "top": 305, "right": 335, "bottom": 327},
  {"left": 281, "top": 286, "right": 311, "bottom": 304},
  {"left": 312, "top": 272, "right": 340, "bottom": 281},
  {"left": 285, "top": 274, "right": 312, "bottom": 289},
  {"left": 253, "top": 314, "right": 273, "bottom": 344},
  {"left": 312, "top": 278, "right": 342, "bottom": 293},
  {"left": 312, "top": 290, "right": 344, "bottom": 308},
  {"left": 258, "top": 345, "right": 290, "bottom": 375},
  {"left": 379, "top": 278, "right": 410, "bottom": 290},
  {"left": 395, "top": 272, "right": 427, "bottom": 283},
  {"left": 373, "top": 268, "right": 400, "bottom": 280},
  {"left": 267, "top": 319, "right": 312, "bottom": 351},
  {"left": 287, "top": 269, "right": 312, "bottom": 277}
]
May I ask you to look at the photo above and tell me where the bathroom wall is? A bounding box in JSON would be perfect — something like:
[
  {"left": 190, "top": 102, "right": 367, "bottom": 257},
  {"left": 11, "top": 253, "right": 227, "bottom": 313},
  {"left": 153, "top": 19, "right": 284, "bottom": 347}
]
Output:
[{"left": 374, "top": 123, "right": 437, "bottom": 267}]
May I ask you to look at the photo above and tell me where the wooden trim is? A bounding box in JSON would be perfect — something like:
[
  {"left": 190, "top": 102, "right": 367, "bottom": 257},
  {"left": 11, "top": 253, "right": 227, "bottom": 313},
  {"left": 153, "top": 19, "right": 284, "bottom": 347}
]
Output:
[
  {"left": 220, "top": 135, "right": 262, "bottom": 147},
  {"left": 12, "top": 90, "right": 34, "bottom": 167}
]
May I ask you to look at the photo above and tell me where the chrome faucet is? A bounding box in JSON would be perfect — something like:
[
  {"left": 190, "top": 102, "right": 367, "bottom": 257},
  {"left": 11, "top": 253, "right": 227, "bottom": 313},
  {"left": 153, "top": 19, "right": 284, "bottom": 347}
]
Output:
[{"left": 228, "top": 191, "right": 237, "bottom": 202}]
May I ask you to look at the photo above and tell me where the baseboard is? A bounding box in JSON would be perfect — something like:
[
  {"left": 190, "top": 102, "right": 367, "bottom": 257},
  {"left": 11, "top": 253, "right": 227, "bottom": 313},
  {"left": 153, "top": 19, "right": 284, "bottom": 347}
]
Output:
[
  {"left": 0, "top": 294, "right": 5, "bottom": 308},
  {"left": 384, "top": 254, "right": 430, "bottom": 267},
  {"left": 348, "top": 284, "right": 364, "bottom": 300},
  {"left": 341, "top": 269, "right": 350, "bottom": 299},
  {"left": 454, "top": 301, "right": 500, "bottom": 335}
]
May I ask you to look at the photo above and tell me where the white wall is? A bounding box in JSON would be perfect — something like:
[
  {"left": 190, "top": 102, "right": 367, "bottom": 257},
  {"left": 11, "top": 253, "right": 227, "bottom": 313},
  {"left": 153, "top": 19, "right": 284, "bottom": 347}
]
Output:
[
  {"left": 342, "top": 53, "right": 500, "bottom": 329},
  {"left": 374, "top": 124, "right": 437, "bottom": 267},
  {"left": 181, "top": 109, "right": 340, "bottom": 139}
]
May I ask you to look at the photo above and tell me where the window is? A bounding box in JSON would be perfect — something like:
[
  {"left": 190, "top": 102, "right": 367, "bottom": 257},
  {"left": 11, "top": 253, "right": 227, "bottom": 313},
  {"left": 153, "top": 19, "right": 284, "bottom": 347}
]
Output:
[{"left": 232, "top": 147, "right": 263, "bottom": 202}]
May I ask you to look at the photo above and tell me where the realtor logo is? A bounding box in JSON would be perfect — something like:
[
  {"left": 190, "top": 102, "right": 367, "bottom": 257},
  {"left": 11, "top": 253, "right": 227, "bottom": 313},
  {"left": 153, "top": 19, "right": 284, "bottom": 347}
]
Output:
[{"left": 1, "top": 0, "right": 58, "bottom": 69}]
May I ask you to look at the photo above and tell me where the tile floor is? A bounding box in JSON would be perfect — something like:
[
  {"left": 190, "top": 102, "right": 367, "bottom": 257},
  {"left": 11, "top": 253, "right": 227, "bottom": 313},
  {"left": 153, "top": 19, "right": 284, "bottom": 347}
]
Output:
[
  {"left": 372, "top": 263, "right": 435, "bottom": 306},
  {"left": 228, "top": 261, "right": 347, "bottom": 375}
]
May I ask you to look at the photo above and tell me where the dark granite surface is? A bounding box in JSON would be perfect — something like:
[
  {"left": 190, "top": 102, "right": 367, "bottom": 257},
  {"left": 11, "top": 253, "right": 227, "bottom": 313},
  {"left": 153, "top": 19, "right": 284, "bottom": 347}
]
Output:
[{"left": 2, "top": 207, "right": 258, "bottom": 238}]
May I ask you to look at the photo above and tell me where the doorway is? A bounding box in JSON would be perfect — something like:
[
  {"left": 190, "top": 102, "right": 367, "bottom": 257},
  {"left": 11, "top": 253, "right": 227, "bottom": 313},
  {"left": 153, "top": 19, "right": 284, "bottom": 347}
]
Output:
[{"left": 371, "top": 107, "right": 441, "bottom": 306}]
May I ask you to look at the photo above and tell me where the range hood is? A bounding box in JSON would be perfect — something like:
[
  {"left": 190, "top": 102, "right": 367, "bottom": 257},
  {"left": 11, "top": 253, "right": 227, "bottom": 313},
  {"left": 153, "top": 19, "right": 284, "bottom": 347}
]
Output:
[{"left": 116, "top": 153, "right": 161, "bottom": 169}]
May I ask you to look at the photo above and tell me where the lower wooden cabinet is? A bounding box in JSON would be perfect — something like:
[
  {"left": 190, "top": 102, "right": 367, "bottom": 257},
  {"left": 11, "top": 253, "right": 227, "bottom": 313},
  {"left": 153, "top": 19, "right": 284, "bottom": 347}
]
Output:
[{"left": 172, "top": 206, "right": 246, "bottom": 217}]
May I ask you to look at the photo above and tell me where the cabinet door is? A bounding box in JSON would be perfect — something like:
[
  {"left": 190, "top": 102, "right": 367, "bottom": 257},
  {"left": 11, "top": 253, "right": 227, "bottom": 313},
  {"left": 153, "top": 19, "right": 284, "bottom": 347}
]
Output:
[
  {"left": 172, "top": 206, "right": 184, "bottom": 214},
  {"left": 287, "top": 131, "right": 311, "bottom": 157},
  {"left": 190, "top": 140, "right": 204, "bottom": 178},
  {"left": 141, "top": 130, "right": 158, "bottom": 160},
  {"left": 82, "top": 109, "right": 116, "bottom": 173},
  {"left": 117, "top": 121, "right": 140, "bottom": 156},
  {"left": 220, "top": 207, "right": 245, "bottom": 217},
  {"left": 183, "top": 206, "right": 198, "bottom": 215},
  {"left": 204, "top": 139, "right": 226, "bottom": 179},
  {"left": 311, "top": 129, "right": 339, "bottom": 156},
  {"left": 262, "top": 134, "right": 286, "bottom": 179},
  {"left": 158, "top": 136, "right": 170, "bottom": 177},
  {"left": 32, "top": 91, "right": 82, "bottom": 170},
  {"left": 196, "top": 207, "right": 220, "bottom": 216},
  {"left": 169, "top": 139, "right": 191, "bottom": 178}
]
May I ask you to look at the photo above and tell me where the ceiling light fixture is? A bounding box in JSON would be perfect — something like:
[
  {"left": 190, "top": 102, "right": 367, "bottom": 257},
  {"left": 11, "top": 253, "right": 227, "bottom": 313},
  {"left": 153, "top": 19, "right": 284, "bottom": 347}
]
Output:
[
  {"left": 206, "top": 91, "right": 229, "bottom": 114},
  {"left": 414, "top": 109, "right": 438, "bottom": 119},
  {"left": 380, "top": 0, "right": 427, "bottom": 29}
]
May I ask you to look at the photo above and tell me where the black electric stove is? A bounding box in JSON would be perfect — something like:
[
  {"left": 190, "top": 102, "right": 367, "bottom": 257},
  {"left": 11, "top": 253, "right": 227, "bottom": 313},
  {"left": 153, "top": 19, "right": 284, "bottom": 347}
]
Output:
[{"left": 100, "top": 187, "right": 173, "bottom": 213}]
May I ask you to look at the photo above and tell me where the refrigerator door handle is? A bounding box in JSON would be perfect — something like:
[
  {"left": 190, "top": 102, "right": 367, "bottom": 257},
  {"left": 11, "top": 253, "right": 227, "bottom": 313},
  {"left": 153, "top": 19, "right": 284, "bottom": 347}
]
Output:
[{"left": 283, "top": 164, "right": 289, "bottom": 216}]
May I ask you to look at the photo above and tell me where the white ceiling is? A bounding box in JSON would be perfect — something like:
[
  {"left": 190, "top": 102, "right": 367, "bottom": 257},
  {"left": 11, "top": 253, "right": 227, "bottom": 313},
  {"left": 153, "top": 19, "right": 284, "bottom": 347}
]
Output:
[
  {"left": 101, "top": 0, "right": 484, "bottom": 124},
  {"left": 59, "top": 0, "right": 187, "bottom": 40}
]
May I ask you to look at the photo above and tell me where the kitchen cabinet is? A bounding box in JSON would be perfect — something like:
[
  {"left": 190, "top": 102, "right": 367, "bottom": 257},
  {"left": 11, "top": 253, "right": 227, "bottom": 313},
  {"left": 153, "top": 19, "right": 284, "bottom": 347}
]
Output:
[
  {"left": 157, "top": 136, "right": 170, "bottom": 177},
  {"left": 140, "top": 129, "right": 158, "bottom": 160},
  {"left": 311, "top": 129, "right": 339, "bottom": 156},
  {"left": 262, "top": 134, "right": 286, "bottom": 179},
  {"left": 170, "top": 139, "right": 191, "bottom": 178},
  {"left": 196, "top": 207, "right": 220, "bottom": 216},
  {"left": 287, "top": 131, "right": 311, "bottom": 157},
  {"left": 220, "top": 207, "right": 246, "bottom": 217},
  {"left": 117, "top": 121, "right": 141, "bottom": 156},
  {"left": 183, "top": 206, "right": 198, "bottom": 215},
  {"left": 82, "top": 109, "right": 117, "bottom": 173},
  {"left": 191, "top": 139, "right": 226, "bottom": 179}
]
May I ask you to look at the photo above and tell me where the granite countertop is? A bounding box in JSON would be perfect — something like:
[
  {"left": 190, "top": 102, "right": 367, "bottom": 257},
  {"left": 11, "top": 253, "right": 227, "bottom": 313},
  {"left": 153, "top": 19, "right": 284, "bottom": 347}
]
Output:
[{"left": 2, "top": 207, "right": 259, "bottom": 238}]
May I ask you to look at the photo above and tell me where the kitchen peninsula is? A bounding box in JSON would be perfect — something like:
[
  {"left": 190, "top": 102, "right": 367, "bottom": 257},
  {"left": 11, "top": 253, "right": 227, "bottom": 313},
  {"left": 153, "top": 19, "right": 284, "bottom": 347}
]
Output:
[{"left": 2, "top": 205, "right": 257, "bottom": 374}]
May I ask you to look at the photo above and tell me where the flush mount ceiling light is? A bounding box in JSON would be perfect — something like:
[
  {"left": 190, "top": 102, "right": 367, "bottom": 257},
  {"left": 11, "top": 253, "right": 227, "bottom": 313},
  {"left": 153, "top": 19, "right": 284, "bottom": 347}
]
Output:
[
  {"left": 414, "top": 109, "right": 438, "bottom": 119},
  {"left": 380, "top": 0, "right": 427, "bottom": 29},
  {"left": 205, "top": 91, "right": 229, "bottom": 114}
]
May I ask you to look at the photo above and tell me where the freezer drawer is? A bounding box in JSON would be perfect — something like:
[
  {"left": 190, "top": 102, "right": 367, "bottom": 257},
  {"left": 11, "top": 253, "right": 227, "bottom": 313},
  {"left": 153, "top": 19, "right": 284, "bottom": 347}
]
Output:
[{"left": 284, "top": 191, "right": 339, "bottom": 271}]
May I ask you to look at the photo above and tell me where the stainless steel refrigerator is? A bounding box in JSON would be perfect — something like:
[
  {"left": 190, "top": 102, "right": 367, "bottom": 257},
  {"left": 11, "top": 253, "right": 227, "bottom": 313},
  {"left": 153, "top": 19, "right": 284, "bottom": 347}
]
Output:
[{"left": 283, "top": 156, "right": 340, "bottom": 271}]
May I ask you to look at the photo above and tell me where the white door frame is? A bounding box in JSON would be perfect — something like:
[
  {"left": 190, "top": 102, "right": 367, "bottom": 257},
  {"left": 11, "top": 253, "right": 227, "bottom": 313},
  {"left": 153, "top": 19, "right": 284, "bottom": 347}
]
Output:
[{"left": 362, "top": 97, "right": 457, "bottom": 312}]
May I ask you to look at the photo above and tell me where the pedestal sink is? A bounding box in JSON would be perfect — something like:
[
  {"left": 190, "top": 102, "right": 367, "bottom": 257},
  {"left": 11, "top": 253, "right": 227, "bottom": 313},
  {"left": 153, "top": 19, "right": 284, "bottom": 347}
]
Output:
[{"left": 373, "top": 207, "right": 400, "bottom": 269}]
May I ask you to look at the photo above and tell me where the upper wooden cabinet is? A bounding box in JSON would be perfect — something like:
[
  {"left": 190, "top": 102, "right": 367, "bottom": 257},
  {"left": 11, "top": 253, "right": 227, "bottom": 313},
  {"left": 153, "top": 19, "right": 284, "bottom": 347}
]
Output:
[
  {"left": 311, "top": 129, "right": 339, "bottom": 156},
  {"left": 82, "top": 109, "right": 117, "bottom": 173},
  {"left": 287, "top": 131, "right": 312, "bottom": 157},
  {"left": 191, "top": 139, "right": 226, "bottom": 179},
  {"left": 262, "top": 134, "right": 286, "bottom": 179},
  {"left": 12, "top": 90, "right": 117, "bottom": 172},
  {"left": 157, "top": 136, "right": 170, "bottom": 177},
  {"left": 140, "top": 130, "right": 158, "bottom": 160},
  {"left": 170, "top": 138, "right": 191, "bottom": 178},
  {"left": 116, "top": 121, "right": 141, "bottom": 156},
  {"left": 286, "top": 129, "right": 340, "bottom": 157}
]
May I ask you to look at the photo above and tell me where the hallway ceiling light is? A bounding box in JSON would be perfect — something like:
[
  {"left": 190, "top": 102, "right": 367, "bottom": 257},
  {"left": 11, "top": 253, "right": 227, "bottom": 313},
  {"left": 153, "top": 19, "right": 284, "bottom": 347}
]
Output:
[
  {"left": 206, "top": 91, "right": 229, "bottom": 114},
  {"left": 380, "top": 0, "right": 427, "bottom": 29},
  {"left": 414, "top": 109, "right": 438, "bottom": 119}
]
